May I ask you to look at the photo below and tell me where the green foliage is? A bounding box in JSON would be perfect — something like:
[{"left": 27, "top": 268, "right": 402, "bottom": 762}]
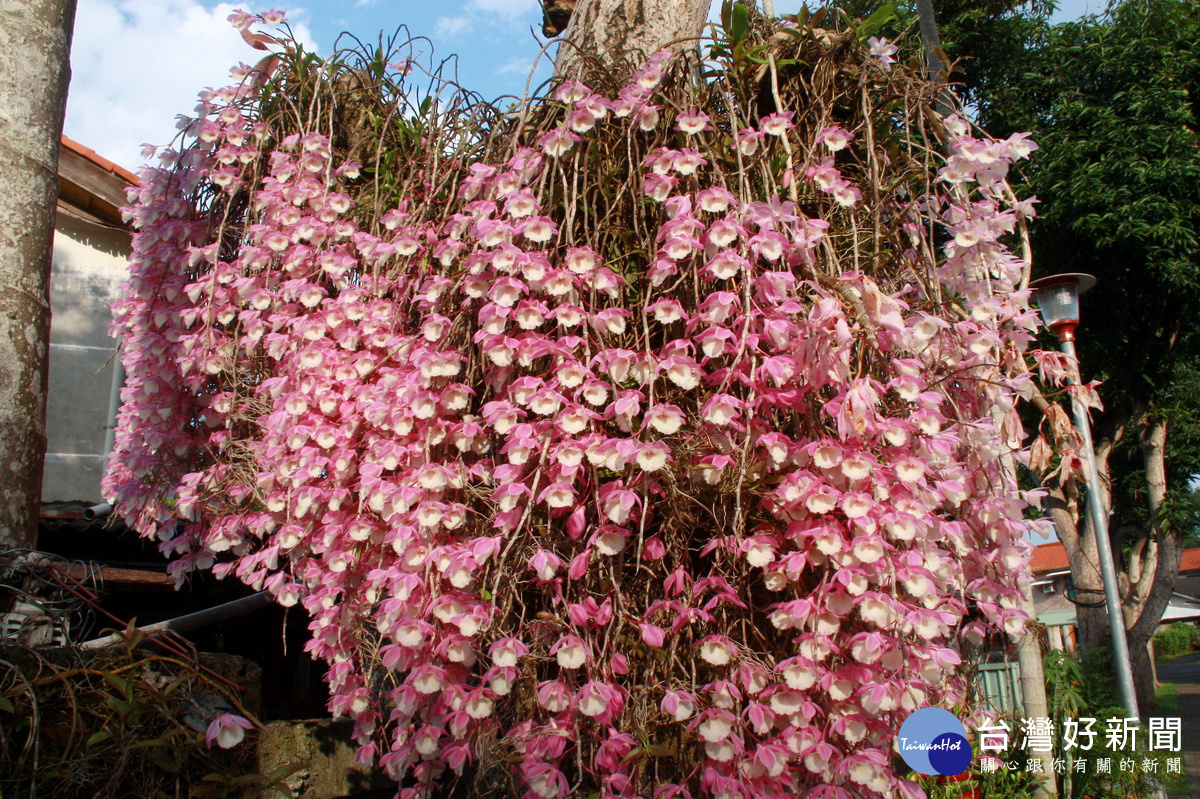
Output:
[
  {"left": 976, "top": 0, "right": 1200, "bottom": 462},
  {"left": 1044, "top": 647, "right": 1088, "bottom": 719},
  {"left": 960, "top": 0, "right": 1200, "bottom": 634},
  {"left": 1153, "top": 681, "right": 1178, "bottom": 712},
  {"left": 1041, "top": 647, "right": 1182, "bottom": 797},
  {"left": 917, "top": 766, "right": 1043, "bottom": 799},
  {"left": 823, "top": 0, "right": 1057, "bottom": 103},
  {"left": 1152, "top": 622, "right": 1200, "bottom": 660}
]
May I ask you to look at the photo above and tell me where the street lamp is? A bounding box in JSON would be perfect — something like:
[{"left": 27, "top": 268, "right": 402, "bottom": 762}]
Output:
[
  {"left": 1029, "top": 273, "right": 1140, "bottom": 720},
  {"left": 1028, "top": 273, "right": 1096, "bottom": 341}
]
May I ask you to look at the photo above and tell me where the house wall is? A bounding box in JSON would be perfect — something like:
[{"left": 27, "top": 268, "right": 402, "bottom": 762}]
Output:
[
  {"left": 1031, "top": 575, "right": 1074, "bottom": 617},
  {"left": 1176, "top": 574, "right": 1200, "bottom": 597},
  {"left": 42, "top": 207, "right": 129, "bottom": 503},
  {"left": 1031, "top": 574, "right": 1078, "bottom": 652}
]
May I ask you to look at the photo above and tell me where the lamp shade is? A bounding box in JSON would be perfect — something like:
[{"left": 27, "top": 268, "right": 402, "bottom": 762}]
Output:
[{"left": 1028, "top": 273, "right": 1096, "bottom": 339}]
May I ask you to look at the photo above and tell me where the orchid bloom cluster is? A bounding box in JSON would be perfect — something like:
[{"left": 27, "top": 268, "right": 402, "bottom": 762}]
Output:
[{"left": 106, "top": 14, "right": 1042, "bottom": 799}]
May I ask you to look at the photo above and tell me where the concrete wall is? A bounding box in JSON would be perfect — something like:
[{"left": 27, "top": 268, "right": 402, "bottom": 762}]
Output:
[
  {"left": 1031, "top": 574, "right": 1075, "bottom": 618},
  {"left": 1177, "top": 574, "right": 1200, "bottom": 598},
  {"left": 42, "top": 207, "right": 128, "bottom": 503}
]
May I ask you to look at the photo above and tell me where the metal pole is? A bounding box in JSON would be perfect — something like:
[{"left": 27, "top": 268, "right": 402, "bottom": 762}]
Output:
[
  {"left": 1060, "top": 337, "right": 1140, "bottom": 719},
  {"left": 79, "top": 591, "right": 272, "bottom": 649}
]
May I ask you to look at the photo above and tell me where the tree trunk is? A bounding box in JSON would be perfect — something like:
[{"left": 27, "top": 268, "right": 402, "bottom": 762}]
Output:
[
  {"left": 1124, "top": 409, "right": 1180, "bottom": 709},
  {"left": 913, "top": 0, "right": 950, "bottom": 82},
  {"left": 1016, "top": 584, "right": 1057, "bottom": 798},
  {"left": 0, "top": 0, "right": 76, "bottom": 548},
  {"left": 1046, "top": 403, "right": 1181, "bottom": 710},
  {"left": 554, "top": 0, "right": 713, "bottom": 81},
  {"left": 1045, "top": 472, "right": 1108, "bottom": 652},
  {"left": 994, "top": 404, "right": 1057, "bottom": 798}
]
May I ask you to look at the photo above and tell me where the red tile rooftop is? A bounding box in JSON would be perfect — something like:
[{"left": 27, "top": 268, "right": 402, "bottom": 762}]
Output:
[
  {"left": 60, "top": 135, "right": 138, "bottom": 186},
  {"left": 1031, "top": 541, "right": 1070, "bottom": 574},
  {"left": 1032, "top": 540, "right": 1200, "bottom": 576},
  {"left": 1181, "top": 547, "right": 1200, "bottom": 573}
]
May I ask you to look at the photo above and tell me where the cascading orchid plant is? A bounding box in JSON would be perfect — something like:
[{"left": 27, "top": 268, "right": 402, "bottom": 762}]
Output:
[{"left": 105, "top": 10, "right": 1046, "bottom": 798}]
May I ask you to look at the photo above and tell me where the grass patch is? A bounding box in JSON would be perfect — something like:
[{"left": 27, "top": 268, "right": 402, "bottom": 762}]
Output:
[
  {"left": 1156, "top": 681, "right": 1181, "bottom": 711},
  {"left": 1153, "top": 682, "right": 1188, "bottom": 796},
  {"left": 1164, "top": 764, "right": 1191, "bottom": 797}
]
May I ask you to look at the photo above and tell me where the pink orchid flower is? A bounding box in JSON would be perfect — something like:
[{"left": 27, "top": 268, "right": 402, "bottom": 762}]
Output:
[{"left": 205, "top": 712, "right": 254, "bottom": 749}]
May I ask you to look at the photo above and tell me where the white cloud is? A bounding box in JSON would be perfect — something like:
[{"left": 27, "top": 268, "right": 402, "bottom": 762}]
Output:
[
  {"left": 435, "top": 15, "right": 473, "bottom": 39},
  {"left": 435, "top": 0, "right": 537, "bottom": 42},
  {"left": 496, "top": 57, "right": 531, "bottom": 75},
  {"left": 65, "top": 0, "right": 315, "bottom": 171},
  {"left": 470, "top": 0, "right": 538, "bottom": 18}
]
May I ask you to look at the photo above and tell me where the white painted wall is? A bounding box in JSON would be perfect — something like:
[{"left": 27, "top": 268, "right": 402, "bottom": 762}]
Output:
[{"left": 43, "top": 208, "right": 129, "bottom": 502}]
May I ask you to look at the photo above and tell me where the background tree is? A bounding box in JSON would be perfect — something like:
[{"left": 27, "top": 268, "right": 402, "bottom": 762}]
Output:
[
  {"left": 972, "top": 0, "right": 1200, "bottom": 708},
  {"left": 0, "top": 0, "right": 77, "bottom": 548},
  {"left": 834, "top": 0, "right": 1056, "bottom": 102}
]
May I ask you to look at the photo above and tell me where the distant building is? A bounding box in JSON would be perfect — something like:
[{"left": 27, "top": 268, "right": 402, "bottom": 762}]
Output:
[
  {"left": 1029, "top": 541, "right": 1200, "bottom": 652},
  {"left": 1029, "top": 541, "right": 1078, "bottom": 653},
  {"left": 1171, "top": 548, "right": 1200, "bottom": 600}
]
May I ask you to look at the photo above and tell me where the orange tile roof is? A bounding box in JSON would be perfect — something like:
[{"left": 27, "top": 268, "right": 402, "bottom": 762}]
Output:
[
  {"left": 1032, "top": 541, "right": 1200, "bottom": 576},
  {"left": 60, "top": 135, "right": 139, "bottom": 185},
  {"left": 1031, "top": 542, "right": 1070, "bottom": 574},
  {"left": 1181, "top": 548, "right": 1200, "bottom": 573}
]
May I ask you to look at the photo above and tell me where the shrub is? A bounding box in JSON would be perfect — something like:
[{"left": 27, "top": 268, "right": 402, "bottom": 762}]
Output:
[{"left": 1152, "top": 622, "right": 1198, "bottom": 660}]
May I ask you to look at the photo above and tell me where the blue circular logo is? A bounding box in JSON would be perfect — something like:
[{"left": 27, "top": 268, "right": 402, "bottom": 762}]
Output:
[{"left": 897, "top": 707, "right": 973, "bottom": 776}]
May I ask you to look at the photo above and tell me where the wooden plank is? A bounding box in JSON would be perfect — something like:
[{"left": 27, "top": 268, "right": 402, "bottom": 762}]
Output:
[
  {"left": 63, "top": 562, "right": 175, "bottom": 588},
  {"left": 56, "top": 147, "right": 132, "bottom": 227}
]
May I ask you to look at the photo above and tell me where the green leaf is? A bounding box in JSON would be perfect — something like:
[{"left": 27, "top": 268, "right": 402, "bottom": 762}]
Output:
[
  {"left": 86, "top": 730, "right": 112, "bottom": 746},
  {"left": 105, "top": 698, "right": 132, "bottom": 718},
  {"left": 730, "top": 2, "right": 750, "bottom": 47},
  {"left": 147, "top": 753, "right": 182, "bottom": 774},
  {"left": 858, "top": 3, "right": 898, "bottom": 40},
  {"left": 130, "top": 738, "right": 171, "bottom": 750},
  {"left": 101, "top": 672, "right": 131, "bottom": 700},
  {"left": 619, "top": 742, "right": 676, "bottom": 765},
  {"left": 265, "top": 762, "right": 308, "bottom": 786},
  {"left": 0, "top": 695, "right": 14, "bottom": 713},
  {"left": 163, "top": 675, "right": 188, "bottom": 696}
]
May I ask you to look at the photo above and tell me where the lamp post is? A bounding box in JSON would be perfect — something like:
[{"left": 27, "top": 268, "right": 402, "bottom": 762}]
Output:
[{"left": 1029, "top": 273, "right": 1140, "bottom": 720}]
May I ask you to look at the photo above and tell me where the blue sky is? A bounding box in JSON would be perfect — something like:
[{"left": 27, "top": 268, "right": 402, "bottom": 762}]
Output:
[
  {"left": 66, "top": 0, "right": 554, "bottom": 168},
  {"left": 65, "top": 0, "right": 1099, "bottom": 171}
]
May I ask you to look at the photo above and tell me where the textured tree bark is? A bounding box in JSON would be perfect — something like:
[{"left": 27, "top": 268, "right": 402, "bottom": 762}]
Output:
[
  {"left": 993, "top": 404, "right": 1057, "bottom": 798},
  {"left": 554, "top": 0, "right": 713, "bottom": 81},
  {"left": 1055, "top": 437, "right": 1114, "bottom": 654},
  {"left": 1016, "top": 585, "right": 1057, "bottom": 797},
  {"left": 1124, "top": 410, "right": 1178, "bottom": 709},
  {"left": 0, "top": 0, "right": 76, "bottom": 548},
  {"left": 1047, "top": 406, "right": 1179, "bottom": 710},
  {"left": 913, "top": 0, "right": 950, "bottom": 81}
]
